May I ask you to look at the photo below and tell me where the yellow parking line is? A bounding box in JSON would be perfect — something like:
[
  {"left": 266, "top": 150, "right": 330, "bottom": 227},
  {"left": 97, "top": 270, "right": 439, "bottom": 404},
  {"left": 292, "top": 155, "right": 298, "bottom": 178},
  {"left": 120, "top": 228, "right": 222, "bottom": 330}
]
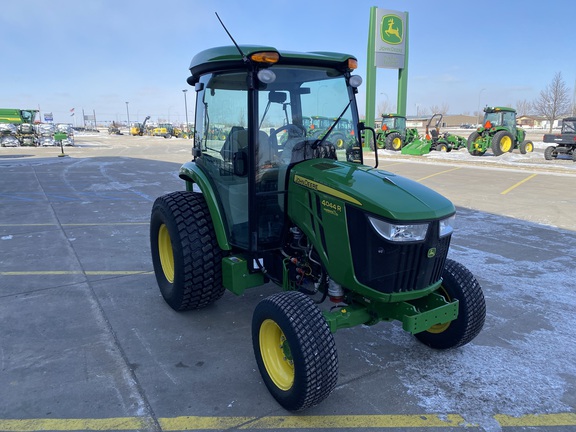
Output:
[
  {"left": 1, "top": 413, "right": 575, "bottom": 430},
  {"left": 417, "top": 167, "right": 461, "bottom": 182},
  {"left": 0, "top": 415, "right": 469, "bottom": 431},
  {"left": 0, "top": 417, "right": 150, "bottom": 431},
  {"left": 495, "top": 413, "right": 576, "bottom": 427},
  {"left": 501, "top": 173, "right": 538, "bottom": 195}
]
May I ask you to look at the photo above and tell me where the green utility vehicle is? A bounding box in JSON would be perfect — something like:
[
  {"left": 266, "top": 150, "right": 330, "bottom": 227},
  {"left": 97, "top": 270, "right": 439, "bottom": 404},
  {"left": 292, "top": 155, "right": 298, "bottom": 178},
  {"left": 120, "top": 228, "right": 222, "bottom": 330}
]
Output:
[
  {"left": 375, "top": 113, "right": 419, "bottom": 151},
  {"left": 401, "top": 113, "right": 467, "bottom": 156},
  {"left": 150, "top": 45, "right": 486, "bottom": 411},
  {"left": 467, "top": 106, "right": 533, "bottom": 156}
]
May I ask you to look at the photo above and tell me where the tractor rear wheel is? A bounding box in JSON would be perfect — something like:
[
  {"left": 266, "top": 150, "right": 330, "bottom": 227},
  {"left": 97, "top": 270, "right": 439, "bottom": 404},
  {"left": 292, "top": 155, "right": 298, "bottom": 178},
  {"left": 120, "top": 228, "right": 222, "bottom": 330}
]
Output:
[
  {"left": 435, "top": 143, "right": 449, "bottom": 152},
  {"left": 519, "top": 140, "right": 534, "bottom": 154},
  {"left": 332, "top": 133, "right": 346, "bottom": 149},
  {"left": 252, "top": 291, "right": 338, "bottom": 411},
  {"left": 386, "top": 132, "right": 404, "bottom": 151},
  {"left": 492, "top": 131, "right": 514, "bottom": 155},
  {"left": 150, "top": 191, "right": 225, "bottom": 311},
  {"left": 467, "top": 132, "right": 486, "bottom": 156},
  {"left": 385, "top": 132, "right": 403, "bottom": 151},
  {"left": 414, "top": 259, "right": 486, "bottom": 350}
]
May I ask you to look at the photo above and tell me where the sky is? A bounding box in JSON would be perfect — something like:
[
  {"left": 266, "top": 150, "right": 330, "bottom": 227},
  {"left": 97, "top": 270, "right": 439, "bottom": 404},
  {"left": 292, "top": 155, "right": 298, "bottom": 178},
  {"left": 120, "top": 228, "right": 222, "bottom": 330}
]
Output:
[{"left": 1, "top": 0, "right": 575, "bottom": 125}]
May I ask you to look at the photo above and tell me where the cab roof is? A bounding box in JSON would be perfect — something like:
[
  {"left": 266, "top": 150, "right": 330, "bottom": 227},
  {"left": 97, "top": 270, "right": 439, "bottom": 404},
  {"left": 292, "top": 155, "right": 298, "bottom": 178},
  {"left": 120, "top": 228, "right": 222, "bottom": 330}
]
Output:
[
  {"left": 484, "top": 106, "right": 516, "bottom": 113},
  {"left": 187, "top": 45, "right": 357, "bottom": 85}
]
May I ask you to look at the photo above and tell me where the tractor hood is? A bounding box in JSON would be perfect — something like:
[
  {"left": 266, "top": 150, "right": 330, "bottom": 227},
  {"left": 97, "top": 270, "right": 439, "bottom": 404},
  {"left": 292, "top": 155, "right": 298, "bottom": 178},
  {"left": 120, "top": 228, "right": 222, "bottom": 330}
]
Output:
[{"left": 289, "top": 159, "right": 455, "bottom": 221}]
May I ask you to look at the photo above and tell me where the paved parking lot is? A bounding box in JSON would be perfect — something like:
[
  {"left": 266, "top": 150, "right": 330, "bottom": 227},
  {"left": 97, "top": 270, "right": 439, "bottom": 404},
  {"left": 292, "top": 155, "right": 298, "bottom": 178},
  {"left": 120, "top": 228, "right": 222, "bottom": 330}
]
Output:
[{"left": 1, "top": 133, "right": 575, "bottom": 432}]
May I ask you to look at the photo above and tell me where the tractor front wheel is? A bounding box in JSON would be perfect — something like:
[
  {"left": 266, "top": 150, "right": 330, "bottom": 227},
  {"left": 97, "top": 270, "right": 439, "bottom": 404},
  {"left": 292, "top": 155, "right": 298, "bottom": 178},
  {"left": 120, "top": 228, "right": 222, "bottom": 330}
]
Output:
[
  {"left": 492, "top": 131, "right": 514, "bottom": 155},
  {"left": 435, "top": 143, "right": 449, "bottom": 152},
  {"left": 150, "top": 191, "right": 225, "bottom": 311},
  {"left": 519, "top": 140, "right": 534, "bottom": 154},
  {"left": 414, "top": 259, "right": 486, "bottom": 350},
  {"left": 467, "top": 132, "right": 486, "bottom": 156},
  {"left": 385, "top": 132, "right": 403, "bottom": 151},
  {"left": 252, "top": 291, "right": 338, "bottom": 411}
]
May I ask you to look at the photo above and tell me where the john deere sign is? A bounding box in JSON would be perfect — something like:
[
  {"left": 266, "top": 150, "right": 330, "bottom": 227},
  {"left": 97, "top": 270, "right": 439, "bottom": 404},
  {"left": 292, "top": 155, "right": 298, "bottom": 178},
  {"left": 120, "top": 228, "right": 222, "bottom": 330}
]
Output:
[{"left": 375, "top": 9, "right": 406, "bottom": 69}]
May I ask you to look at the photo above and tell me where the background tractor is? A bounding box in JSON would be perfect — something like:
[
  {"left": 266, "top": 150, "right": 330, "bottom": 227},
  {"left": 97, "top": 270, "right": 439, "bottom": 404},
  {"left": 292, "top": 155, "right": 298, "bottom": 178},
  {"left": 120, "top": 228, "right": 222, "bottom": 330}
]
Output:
[
  {"left": 130, "top": 115, "right": 150, "bottom": 136},
  {"left": 467, "top": 106, "right": 533, "bottom": 156},
  {"left": 150, "top": 45, "right": 486, "bottom": 411},
  {"left": 401, "top": 113, "right": 467, "bottom": 156},
  {"left": 375, "top": 113, "right": 419, "bottom": 151}
]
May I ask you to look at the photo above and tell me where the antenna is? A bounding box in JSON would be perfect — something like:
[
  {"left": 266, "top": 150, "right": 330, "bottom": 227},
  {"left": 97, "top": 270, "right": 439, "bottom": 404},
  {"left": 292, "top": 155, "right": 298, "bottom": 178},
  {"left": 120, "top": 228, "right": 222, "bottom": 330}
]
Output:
[{"left": 215, "top": 12, "right": 249, "bottom": 64}]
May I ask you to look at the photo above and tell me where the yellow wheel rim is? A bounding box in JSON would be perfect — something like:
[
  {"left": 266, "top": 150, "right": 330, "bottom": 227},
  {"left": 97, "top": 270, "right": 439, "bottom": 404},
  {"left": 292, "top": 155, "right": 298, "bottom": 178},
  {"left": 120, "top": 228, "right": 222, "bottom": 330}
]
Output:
[
  {"left": 259, "top": 319, "right": 294, "bottom": 391},
  {"left": 335, "top": 138, "right": 344, "bottom": 148},
  {"left": 526, "top": 142, "right": 533, "bottom": 152},
  {"left": 393, "top": 137, "right": 402, "bottom": 150},
  {"left": 158, "top": 224, "right": 174, "bottom": 283},
  {"left": 500, "top": 136, "right": 512, "bottom": 152},
  {"left": 427, "top": 287, "right": 451, "bottom": 334}
]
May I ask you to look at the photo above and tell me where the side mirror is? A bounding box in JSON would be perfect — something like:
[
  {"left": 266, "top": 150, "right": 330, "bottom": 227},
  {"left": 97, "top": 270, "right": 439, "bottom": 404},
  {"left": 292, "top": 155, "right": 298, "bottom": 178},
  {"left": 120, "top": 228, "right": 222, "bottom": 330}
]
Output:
[
  {"left": 233, "top": 151, "right": 248, "bottom": 177},
  {"left": 358, "top": 122, "right": 378, "bottom": 169}
]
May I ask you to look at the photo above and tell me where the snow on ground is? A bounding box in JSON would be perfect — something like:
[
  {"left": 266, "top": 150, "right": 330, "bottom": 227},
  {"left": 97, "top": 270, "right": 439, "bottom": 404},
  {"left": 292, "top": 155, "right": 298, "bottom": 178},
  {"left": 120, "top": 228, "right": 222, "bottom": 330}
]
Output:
[
  {"left": 348, "top": 209, "right": 576, "bottom": 431},
  {"left": 376, "top": 139, "right": 576, "bottom": 175}
]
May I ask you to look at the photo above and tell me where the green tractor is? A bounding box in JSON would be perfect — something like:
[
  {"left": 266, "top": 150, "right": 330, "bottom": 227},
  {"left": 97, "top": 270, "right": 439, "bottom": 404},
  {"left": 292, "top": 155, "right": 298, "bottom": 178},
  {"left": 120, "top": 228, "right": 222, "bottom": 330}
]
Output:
[
  {"left": 150, "top": 45, "right": 486, "bottom": 411},
  {"left": 375, "top": 113, "right": 419, "bottom": 151},
  {"left": 401, "top": 113, "right": 467, "bottom": 156},
  {"left": 308, "top": 115, "right": 353, "bottom": 149},
  {"left": 467, "top": 106, "right": 534, "bottom": 156}
]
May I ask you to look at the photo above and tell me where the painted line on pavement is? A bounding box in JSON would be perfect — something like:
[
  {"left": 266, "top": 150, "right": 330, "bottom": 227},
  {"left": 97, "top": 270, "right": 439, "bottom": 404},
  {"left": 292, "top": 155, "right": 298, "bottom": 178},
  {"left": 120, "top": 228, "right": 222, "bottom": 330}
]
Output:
[
  {"left": 0, "top": 271, "right": 152, "bottom": 276},
  {"left": 0, "top": 223, "right": 148, "bottom": 227},
  {"left": 417, "top": 167, "right": 461, "bottom": 182},
  {"left": 500, "top": 173, "right": 538, "bottom": 195},
  {"left": 0, "top": 413, "right": 575, "bottom": 431}
]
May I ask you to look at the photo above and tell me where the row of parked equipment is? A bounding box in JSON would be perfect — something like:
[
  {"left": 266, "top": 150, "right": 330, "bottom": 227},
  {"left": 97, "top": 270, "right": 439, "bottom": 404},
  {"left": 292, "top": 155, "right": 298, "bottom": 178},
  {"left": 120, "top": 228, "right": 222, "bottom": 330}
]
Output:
[
  {"left": 375, "top": 107, "right": 535, "bottom": 157},
  {"left": 0, "top": 123, "right": 74, "bottom": 147}
]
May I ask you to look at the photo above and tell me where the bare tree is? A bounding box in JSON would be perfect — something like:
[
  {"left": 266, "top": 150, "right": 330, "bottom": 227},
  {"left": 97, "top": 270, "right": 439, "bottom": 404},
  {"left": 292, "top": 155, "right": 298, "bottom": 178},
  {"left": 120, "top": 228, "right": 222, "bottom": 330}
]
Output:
[
  {"left": 377, "top": 99, "right": 394, "bottom": 116},
  {"left": 428, "top": 103, "right": 449, "bottom": 116},
  {"left": 533, "top": 72, "right": 572, "bottom": 132},
  {"left": 515, "top": 99, "right": 533, "bottom": 117}
]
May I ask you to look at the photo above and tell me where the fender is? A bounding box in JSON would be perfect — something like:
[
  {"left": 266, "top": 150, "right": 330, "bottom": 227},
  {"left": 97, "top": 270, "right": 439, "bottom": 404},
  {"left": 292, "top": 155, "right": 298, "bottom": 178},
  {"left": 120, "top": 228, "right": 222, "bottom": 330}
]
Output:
[{"left": 178, "top": 161, "right": 231, "bottom": 251}]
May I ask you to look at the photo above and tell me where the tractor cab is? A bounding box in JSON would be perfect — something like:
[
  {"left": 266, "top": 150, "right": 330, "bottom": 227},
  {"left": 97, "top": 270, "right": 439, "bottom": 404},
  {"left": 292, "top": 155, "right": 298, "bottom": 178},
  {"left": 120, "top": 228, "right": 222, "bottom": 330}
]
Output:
[
  {"left": 184, "top": 46, "right": 363, "bottom": 252},
  {"left": 482, "top": 107, "right": 517, "bottom": 133},
  {"left": 380, "top": 114, "right": 406, "bottom": 132}
]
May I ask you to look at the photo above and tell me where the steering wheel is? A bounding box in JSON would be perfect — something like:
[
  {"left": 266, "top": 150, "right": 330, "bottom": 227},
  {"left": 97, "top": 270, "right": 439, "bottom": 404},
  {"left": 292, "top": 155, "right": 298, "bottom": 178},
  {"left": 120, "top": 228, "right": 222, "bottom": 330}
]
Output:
[{"left": 272, "top": 124, "right": 307, "bottom": 141}]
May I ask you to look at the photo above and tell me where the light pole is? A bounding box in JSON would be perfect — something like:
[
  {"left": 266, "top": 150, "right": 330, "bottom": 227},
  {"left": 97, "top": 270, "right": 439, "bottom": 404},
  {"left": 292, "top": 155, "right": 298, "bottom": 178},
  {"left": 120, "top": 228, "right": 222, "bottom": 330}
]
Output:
[
  {"left": 125, "top": 102, "right": 130, "bottom": 132},
  {"left": 182, "top": 89, "right": 189, "bottom": 138},
  {"left": 476, "top": 88, "right": 485, "bottom": 126}
]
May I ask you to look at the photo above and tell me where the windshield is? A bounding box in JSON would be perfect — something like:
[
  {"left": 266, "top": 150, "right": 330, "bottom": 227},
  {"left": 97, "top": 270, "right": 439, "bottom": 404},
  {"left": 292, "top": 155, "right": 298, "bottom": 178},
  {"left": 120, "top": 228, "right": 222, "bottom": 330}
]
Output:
[
  {"left": 562, "top": 119, "right": 576, "bottom": 134},
  {"left": 484, "top": 111, "right": 515, "bottom": 128},
  {"left": 256, "top": 65, "right": 360, "bottom": 164}
]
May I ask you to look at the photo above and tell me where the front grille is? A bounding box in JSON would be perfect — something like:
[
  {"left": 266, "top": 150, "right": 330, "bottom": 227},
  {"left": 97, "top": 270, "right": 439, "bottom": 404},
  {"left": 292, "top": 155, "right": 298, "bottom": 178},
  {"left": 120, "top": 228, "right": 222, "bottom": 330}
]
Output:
[{"left": 347, "top": 205, "right": 450, "bottom": 294}]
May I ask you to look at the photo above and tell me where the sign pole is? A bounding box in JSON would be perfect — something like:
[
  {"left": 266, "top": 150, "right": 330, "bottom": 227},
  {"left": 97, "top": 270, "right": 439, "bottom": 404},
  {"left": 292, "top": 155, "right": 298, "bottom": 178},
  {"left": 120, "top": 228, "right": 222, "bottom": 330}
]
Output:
[
  {"left": 397, "top": 12, "right": 409, "bottom": 117},
  {"left": 365, "top": 6, "right": 377, "bottom": 132}
]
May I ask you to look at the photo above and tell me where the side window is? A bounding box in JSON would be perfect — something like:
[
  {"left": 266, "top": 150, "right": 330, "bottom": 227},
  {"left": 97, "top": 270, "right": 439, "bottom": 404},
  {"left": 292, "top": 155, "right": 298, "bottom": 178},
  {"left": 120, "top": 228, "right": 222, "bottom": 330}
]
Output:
[{"left": 194, "top": 73, "right": 251, "bottom": 249}]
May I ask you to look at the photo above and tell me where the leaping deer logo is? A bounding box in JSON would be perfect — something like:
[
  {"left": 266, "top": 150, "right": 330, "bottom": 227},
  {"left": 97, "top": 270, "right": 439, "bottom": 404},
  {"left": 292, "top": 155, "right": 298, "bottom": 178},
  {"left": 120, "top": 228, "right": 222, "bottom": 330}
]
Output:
[
  {"left": 380, "top": 14, "right": 403, "bottom": 44},
  {"left": 385, "top": 18, "right": 400, "bottom": 39}
]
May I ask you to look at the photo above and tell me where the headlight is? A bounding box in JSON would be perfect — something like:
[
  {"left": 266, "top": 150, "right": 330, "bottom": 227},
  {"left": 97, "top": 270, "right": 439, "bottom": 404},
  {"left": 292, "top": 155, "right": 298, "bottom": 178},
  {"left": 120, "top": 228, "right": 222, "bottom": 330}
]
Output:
[
  {"left": 439, "top": 215, "right": 455, "bottom": 237},
  {"left": 368, "top": 217, "right": 428, "bottom": 242}
]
